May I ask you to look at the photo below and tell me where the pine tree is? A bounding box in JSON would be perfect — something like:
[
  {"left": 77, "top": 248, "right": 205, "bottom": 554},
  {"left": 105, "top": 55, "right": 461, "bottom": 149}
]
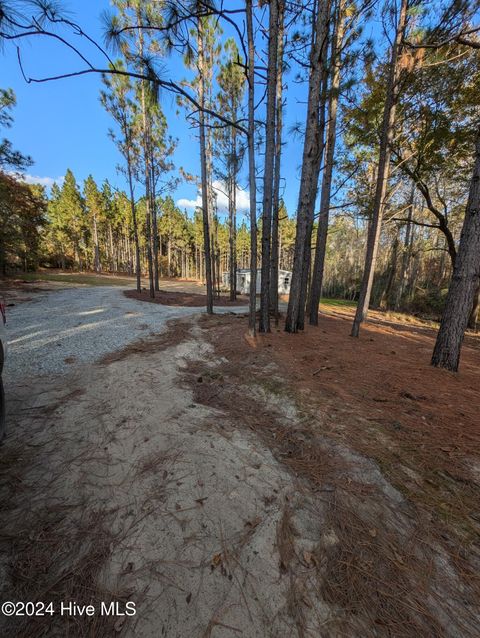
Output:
[
  {"left": 246, "top": 0, "right": 258, "bottom": 336},
  {"left": 270, "top": 0, "right": 285, "bottom": 324},
  {"left": 259, "top": 0, "right": 279, "bottom": 333},
  {"left": 351, "top": 0, "right": 409, "bottom": 337},
  {"left": 57, "top": 169, "right": 87, "bottom": 270},
  {"left": 0, "top": 87, "right": 32, "bottom": 171},
  {"left": 101, "top": 62, "right": 142, "bottom": 291},
  {"left": 216, "top": 39, "right": 246, "bottom": 301},
  {"left": 431, "top": 127, "right": 480, "bottom": 371},
  {"left": 84, "top": 175, "right": 103, "bottom": 272},
  {"left": 285, "top": 0, "right": 331, "bottom": 333},
  {"left": 308, "top": 0, "right": 347, "bottom": 324}
]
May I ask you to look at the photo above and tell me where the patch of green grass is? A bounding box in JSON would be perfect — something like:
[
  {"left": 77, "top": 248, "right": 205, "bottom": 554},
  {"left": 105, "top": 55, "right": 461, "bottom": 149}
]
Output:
[
  {"left": 320, "top": 297, "right": 356, "bottom": 308},
  {"left": 13, "top": 272, "right": 136, "bottom": 287}
]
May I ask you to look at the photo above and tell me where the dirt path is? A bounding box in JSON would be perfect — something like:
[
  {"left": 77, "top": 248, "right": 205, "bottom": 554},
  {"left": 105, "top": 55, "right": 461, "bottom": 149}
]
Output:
[
  {"left": 1, "top": 317, "right": 307, "bottom": 637},
  {"left": 4, "top": 285, "right": 235, "bottom": 383},
  {"left": 1, "top": 309, "right": 479, "bottom": 637}
]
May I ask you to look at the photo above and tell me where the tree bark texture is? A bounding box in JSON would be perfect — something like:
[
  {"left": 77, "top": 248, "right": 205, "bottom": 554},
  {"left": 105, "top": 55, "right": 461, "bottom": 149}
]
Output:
[
  {"left": 246, "top": 0, "right": 258, "bottom": 336},
  {"left": 285, "top": 0, "right": 331, "bottom": 333},
  {"left": 198, "top": 17, "right": 214, "bottom": 314},
  {"left": 431, "top": 127, "right": 480, "bottom": 371},
  {"left": 270, "top": 0, "right": 285, "bottom": 324},
  {"left": 308, "top": 0, "right": 345, "bottom": 325},
  {"left": 259, "top": 0, "right": 279, "bottom": 333}
]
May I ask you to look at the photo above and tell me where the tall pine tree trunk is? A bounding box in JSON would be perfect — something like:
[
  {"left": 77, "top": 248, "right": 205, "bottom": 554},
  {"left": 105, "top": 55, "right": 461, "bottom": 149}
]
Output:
[
  {"left": 150, "top": 157, "right": 160, "bottom": 291},
  {"left": 198, "top": 20, "right": 213, "bottom": 313},
  {"left": 232, "top": 175, "right": 237, "bottom": 299},
  {"left": 142, "top": 116, "right": 154, "bottom": 297},
  {"left": 210, "top": 229, "right": 216, "bottom": 295},
  {"left": 92, "top": 213, "right": 101, "bottom": 273},
  {"left": 246, "top": 0, "right": 258, "bottom": 336},
  {"left": 351, "top": 0, "right": 408, "bottom": 337},
  {"left": 431, "top": 127, "right": 480, "bottom": 371},
  {"left": 308, "top": 0, "right": 345, "bottom": 325},
  {"left": 138, "top": 25, "right": 155, "bottom": 298},
  {"left": 108, "top": 224, "right": 115, "bottom": 272},
  {"left": 229, "top": 176, "right": 236, "bottom": 300},
  {"left": 127, "top": 157, "right": 141, "bottom": 292},
  {"left": 301, "top": 69, "right": 329, "bottom": 328},
  {"left": 126, "top": 227, "right": 132, "bottom": 275},
  {"left": 259, "top": 0, "right": 279, "bottom": 333},
  {"left": 285, "top": 0, "right": 331, "bottom": 333},
  {"left": 231, "top": 119, "right": 238, "bottom": 301},
  {"left": 270, "top": 0, "right": 285, "bottom": 324}
]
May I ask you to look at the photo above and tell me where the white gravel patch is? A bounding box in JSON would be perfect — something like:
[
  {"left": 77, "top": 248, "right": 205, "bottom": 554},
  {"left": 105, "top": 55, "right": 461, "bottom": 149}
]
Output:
[{"left": 5, "top": 286, "right": 247, "bottom": 386}]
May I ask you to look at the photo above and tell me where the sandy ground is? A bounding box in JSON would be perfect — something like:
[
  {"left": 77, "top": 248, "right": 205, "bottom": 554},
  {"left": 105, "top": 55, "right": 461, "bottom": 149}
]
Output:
[
  {"left": 1, "top": 281, "right": 479, "bottom": 637},
  {"left": 4, "top": 285, "right": 246, "bottom": 382},
  {"left": 1, "top": 312, "right": 314, "bottom": 637}
]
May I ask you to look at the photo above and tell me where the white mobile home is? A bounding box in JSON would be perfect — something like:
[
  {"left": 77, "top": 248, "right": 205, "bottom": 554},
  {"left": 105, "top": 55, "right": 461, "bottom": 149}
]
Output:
[{"left": 222, "top": 268, "right": 291, "bottom": 295}]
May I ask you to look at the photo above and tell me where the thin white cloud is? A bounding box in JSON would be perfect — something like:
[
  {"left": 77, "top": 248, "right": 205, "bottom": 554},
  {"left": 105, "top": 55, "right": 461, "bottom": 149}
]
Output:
[
  {"left": 177, "top": 195, "right": 202, "bottom": 209},
  {"left": 177, "top": 180, "right": 249, "bottom": 212},
  {"left": 19, "top": 174, "right": 65, "bottom": 188}
]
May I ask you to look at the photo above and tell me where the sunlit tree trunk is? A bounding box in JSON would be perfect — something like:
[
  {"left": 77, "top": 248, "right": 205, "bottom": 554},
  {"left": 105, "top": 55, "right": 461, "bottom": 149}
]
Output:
[
  {"left": 141, "top": 103, "right": 154, "bottom": 297},
  {"left": 92, "top": 213, "right": 101, "bottom": 273},
  {"left": 351, "top": 0, "right": 408, "bottom": 337},
  {"left": 151, "top": 158, "right": 160, "bottom": 291},
  {"left": 126, "top": 155, "right": 141, "bottom": 292},
  {"left": 108, "top": 224, "right": 115, "bottom": 271},
  {"left": 137, "top": 24, "right": 154, "bottom": 298}
]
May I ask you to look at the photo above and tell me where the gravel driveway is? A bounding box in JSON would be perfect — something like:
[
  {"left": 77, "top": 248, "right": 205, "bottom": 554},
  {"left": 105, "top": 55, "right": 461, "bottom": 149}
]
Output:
[{"left": 5, "top": 286, "right": 244, "bottom": 386}]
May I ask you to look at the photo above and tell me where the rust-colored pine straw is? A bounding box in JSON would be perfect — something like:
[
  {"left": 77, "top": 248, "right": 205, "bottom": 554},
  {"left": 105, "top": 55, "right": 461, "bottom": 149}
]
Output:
[
  {"left": 191, "top": 311, "right": 480, "bottom": 539},
  {"left": 99, "top": 320, "right": 193, "bottom": 364},
  {"left": 124, "top": 288, "right": 249, "bottom": 307},
  {"left": 322, "top": 503, "right": 446, "bottom": 637},
  {"left": 0, "top": 436, "right": 135, "bottom": 638},
  {"left": 184, "top": 311, "right": 480, "bottom": 636},
  {"left": 277, "top": 504, "right": 296, "bottom": 574},
  {"left": 2, "top": 504, "right": 128, "bottom": 636}
]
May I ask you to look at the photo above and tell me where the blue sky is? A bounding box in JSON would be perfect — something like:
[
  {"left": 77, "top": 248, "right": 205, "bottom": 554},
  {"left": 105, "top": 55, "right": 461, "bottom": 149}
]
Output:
[
  {"left": 2, "top": 0, "right": 311, "bottom": 220},
  {"left": 2, "top": 1, "right": 385, "bottom": 221}
]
